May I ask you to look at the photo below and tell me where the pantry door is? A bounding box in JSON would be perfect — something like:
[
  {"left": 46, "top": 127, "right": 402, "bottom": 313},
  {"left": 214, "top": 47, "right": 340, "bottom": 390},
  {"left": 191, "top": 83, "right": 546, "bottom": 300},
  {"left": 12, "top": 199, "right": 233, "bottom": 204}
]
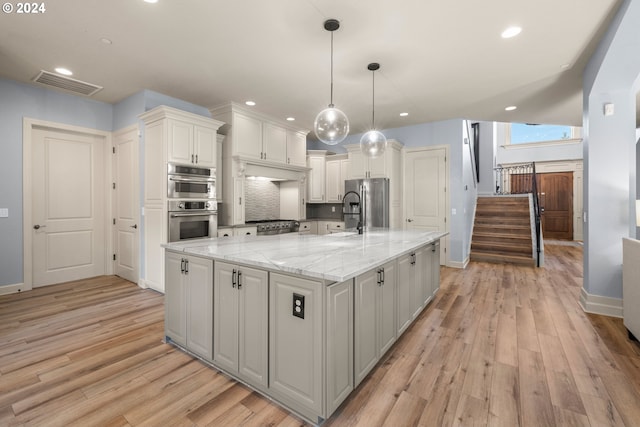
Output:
[
  {"left": 404, "top": 146, "right": 448, "bottom": 264},
  {"left": 28, "top": 122, "right": 108, "bottom": 287}
]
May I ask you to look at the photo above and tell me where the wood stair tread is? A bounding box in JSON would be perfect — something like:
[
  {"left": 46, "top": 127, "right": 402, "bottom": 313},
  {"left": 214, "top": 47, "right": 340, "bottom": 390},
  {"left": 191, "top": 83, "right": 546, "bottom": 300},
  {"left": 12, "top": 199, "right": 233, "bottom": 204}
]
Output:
[{"left": 470, "top": 251, "right": 535, "bottom": 266}]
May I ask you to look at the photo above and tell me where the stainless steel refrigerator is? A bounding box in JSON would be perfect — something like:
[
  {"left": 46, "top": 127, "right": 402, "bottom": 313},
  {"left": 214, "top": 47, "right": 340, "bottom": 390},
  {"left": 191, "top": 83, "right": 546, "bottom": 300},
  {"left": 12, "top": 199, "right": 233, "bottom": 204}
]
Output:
[{"left": 343, "top": 178, "right": 389, "bottom": 231}]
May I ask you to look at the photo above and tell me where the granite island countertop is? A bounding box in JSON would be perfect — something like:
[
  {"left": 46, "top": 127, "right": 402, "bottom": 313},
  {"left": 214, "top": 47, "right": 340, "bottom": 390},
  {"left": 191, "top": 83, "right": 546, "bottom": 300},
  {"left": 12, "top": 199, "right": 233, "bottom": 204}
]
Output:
[{"left": 163, "top": 229, "right": 447, "bottom": 283}]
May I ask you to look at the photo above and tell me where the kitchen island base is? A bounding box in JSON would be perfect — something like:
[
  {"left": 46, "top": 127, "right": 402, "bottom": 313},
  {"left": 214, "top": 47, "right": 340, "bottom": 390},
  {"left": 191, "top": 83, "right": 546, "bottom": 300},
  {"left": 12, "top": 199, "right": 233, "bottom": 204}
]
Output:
[{"left": 163, "top": 231, "right": 445, "bottom": 424}]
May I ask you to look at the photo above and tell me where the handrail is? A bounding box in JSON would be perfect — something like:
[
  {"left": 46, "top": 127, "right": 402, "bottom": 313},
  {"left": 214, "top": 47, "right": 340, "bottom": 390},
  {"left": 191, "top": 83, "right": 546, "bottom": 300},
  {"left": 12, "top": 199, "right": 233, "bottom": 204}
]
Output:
[
  {"left": 493, "top": 162, "right": 542, "bottom": 266},
  {"left": 531, "top": 162, "right": 542, "bottom": 267}
]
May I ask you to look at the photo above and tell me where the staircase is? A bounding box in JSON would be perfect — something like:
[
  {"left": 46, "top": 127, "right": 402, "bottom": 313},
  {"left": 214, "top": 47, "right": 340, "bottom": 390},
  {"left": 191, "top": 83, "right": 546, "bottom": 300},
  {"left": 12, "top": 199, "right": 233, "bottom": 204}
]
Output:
[{"left": 471, "top": 196, "right": 535, "bottom": 266}]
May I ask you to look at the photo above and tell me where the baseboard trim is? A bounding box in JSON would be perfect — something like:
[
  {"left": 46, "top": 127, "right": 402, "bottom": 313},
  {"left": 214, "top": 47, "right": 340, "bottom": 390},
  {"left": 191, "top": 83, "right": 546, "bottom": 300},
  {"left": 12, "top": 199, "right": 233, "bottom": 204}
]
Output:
[
  {"left": 579, "top": 288, "right": 623, "bottom": 318},
  {"left": 137, "top": 279, "right": 149, "bottom": 290},
  {"left": 0, "top": 283, "right": 26, "bottom": 296},
  {"left": 448, "top": 257, "right": 469, "bottom": 269}
]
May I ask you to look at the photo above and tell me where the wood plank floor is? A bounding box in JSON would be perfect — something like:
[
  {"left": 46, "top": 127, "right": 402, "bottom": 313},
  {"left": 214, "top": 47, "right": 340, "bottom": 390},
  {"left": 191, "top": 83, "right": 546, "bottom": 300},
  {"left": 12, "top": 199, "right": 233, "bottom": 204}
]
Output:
[{"left": 1, "top": 244, "right": 640, "bottom": 426}]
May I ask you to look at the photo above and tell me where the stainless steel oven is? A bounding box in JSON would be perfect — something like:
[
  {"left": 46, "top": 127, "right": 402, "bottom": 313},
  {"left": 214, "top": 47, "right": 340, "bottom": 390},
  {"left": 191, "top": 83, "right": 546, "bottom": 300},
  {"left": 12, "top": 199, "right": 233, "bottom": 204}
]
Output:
[
  {"left": 168, "top": 163, "right": 216, "bottom": 199},
  {"left": 168, "top": 200, "right": 217, "bottom": 242}
]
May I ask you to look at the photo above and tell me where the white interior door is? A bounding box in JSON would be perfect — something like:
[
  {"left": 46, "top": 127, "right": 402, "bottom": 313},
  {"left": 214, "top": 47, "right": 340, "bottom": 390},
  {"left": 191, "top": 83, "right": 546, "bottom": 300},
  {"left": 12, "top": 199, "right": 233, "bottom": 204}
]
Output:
[
  {"left": 113, "top": 126, "right": 139, "bottom": 283},
  {"left": 31, "top": 127, "right": 106, "bottom": 287},
  {"left": 404, "top": 147, "right": 448, "bottom": 264}
]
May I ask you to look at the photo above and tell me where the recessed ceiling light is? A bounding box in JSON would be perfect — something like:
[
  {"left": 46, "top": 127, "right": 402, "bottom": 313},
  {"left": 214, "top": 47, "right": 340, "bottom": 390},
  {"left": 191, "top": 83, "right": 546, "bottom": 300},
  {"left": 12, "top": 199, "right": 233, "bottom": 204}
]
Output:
[
  {"left": 245, "top": 101, "right": 256, "bottom": 106},
  {"left": 501, "top": 26, "right": 522, "bottom": 39},
  {"left": 399, "top": 112, "right": 409, "bottom": 117},
  {"left": 286, "top": 117, "right": 295, "bottom": 121},
  {"left": 505, "top": 105, "right": 517, "bottom": 111},
  {"left": 143, "top": 0, "right": 158, "bottom": 3},
  {"left": 560, "top": 63, "right": 570, "bottom": 70},
  {"left": 54, "top": 67, "right": 73, "bottom": 76},
  {"left": 100, "top": 38, "right": 112, "bottom": 45}
]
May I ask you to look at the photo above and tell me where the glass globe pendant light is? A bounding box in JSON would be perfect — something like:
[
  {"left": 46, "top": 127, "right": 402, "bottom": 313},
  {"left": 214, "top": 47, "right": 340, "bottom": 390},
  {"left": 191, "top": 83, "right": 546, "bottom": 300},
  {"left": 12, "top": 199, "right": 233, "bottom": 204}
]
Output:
[
  {"left": 360, "top": 63, "right": 387, "bottom": 158},
  {"left": 314, "top": 19, "right": 349, "bottom": 146}
]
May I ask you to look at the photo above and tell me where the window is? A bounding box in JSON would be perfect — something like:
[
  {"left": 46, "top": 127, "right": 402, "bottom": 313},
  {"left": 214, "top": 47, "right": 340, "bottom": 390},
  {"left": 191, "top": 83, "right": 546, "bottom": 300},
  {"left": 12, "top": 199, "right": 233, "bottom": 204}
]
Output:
[{"left": 507, "top": 123, "right": 581, "bottom": 146}]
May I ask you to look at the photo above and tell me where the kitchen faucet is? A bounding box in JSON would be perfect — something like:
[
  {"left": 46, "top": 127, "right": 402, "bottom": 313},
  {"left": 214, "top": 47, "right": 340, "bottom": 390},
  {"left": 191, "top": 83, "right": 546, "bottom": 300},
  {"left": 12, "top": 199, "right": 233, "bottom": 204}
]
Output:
[{"left": 342, "top": 190, "right": 363, "bottom": 234}]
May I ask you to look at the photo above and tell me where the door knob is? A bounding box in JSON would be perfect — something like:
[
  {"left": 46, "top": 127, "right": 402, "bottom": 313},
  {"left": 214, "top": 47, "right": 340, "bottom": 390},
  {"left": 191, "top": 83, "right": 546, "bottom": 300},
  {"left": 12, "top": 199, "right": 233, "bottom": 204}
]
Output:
[
  {"left": 130, "top": 224, "right": 138, "bottom": 229},
  {"left": 407, "top": 219, "right": 414, "bottom": 223},
  {"left": 33, "top": 224, "right": 46, "bottom": 230}
]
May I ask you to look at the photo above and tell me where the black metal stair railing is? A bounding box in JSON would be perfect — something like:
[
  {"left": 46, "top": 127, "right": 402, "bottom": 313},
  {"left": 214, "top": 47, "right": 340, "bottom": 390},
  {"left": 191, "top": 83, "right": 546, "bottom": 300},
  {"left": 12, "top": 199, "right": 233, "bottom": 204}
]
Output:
[{"left": 492, "top": 162, "right": 542, "bottom": 266}]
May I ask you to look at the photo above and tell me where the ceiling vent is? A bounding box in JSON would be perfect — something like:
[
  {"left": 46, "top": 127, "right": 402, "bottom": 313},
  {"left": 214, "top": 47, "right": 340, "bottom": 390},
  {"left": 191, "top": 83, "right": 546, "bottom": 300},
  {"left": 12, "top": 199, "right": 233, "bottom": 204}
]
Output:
[{"left": 32, "top": 70, "right": 103, "bottom": 96}]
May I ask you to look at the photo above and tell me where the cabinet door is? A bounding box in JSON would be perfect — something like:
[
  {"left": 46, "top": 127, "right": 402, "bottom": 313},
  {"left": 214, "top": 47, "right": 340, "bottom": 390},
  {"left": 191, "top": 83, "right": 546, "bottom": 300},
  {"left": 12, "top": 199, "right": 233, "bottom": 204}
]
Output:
[
  {"left": 214, "top": 262, "right": 239, "bottom": 372},
  {"left": 354, "top": 268, "right": 379, "bottom": 385},
  {"left": 233, "top": 112, "right": 262, "bottom": 159},
  {"left": 340, "top": 159, "right": 350, "bottom": 188},
  {"left": 379, "top": 260, "right": 397, "bottom": 355},
  {"left": 269, "top": 273, "right": 323, "bottom": 415},
  {"left": 325, "top": 160, "right": 341, "bottom": 203},
  {"left": 397, "top": 253, "right": 414, "bottom": 335},
  {"left": 417, "top": 245, "right": 432, "bottom": 308},
  {"left": 368, "top": 153, "right": 387, "bottom": 178},
  {"left": 167, "top": 119, "right": 193, "bottom": 165},
  {"left": 165, "top": 251, "right": 187, "bottom": 346},
  {"left": 308, "top": 156, "right": 325, "bottom": 203},
  {"left": 431, "top": 241, "right": 441, "bottom": 297},
  {"left": 193, "top": 126, "right": 216, "bottom": 167},
  {"left": 238, "top": 266, "right": 269, "bottom": 388},
  {"left": 186, "top": 256, "right": 213, "bottom": 360},
  {"left": 326, "top": 280, "right": 353, "bottom": 415},
  {"left": 412, "top": 247, "right": 426, "bottom": 319},
  {"left": 348, "top": 150, "right": 367, "bottom": 179},
  {"left": 287, "top": 131, "right": 307, "bottom": 167},
  {"left": 263, "top": 123, "right": 287, "bottom": 163}
]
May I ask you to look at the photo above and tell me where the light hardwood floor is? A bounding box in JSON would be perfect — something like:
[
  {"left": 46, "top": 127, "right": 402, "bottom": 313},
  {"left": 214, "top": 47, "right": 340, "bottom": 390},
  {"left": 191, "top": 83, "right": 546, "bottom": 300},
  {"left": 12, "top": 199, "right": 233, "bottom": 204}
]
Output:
[{"left": 1, "top": 244, "right": 639, "bottom": 426}]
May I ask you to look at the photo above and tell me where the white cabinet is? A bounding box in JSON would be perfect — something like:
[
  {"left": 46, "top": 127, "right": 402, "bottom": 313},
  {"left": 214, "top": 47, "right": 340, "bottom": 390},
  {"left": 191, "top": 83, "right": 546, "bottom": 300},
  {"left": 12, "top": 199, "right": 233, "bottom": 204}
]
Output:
[
  {"left": 354, "top": 260, "right": 396, "bottom": 385},
  {"left": 234, "top": 226, "right": 257, "bottom": 236},
  {"left": 326, "top": 155, "right": 350, "bottom": 203},
  {"left": 317, "top": 221, "right": 345, "bottom": 235},
  {"left": 326, "top": 279, "right": 354, "bottom": 415},
  {"left": 140, "top": 106, "right": 224, "bottom": 293},
  {"left": 217, "top": 228, "right": 233, "bottom": 237},
  {"left": 262, "top": 122, "right": 288, "bottom": 163},
  {"left": 287, "top": 130, "right": 308, "bottom": 167},
  {"left": 307, "top": 151, "right": 328, "bottom": 203},
  {"left": 345, "top": 140, "right": 403, "bottom": 228},
  {"left": 298, "top": 221, "right": 317, "bottom": 234},
  {"left": 167, "top": 118, "right": 217, "bottom": 167},
  {"left": 214, "top": 262, "right": 269, "bottom": 389},
  {"left": 269, "top": 273, "right": 323, "bottom": 418},
  {"left": 210, "top": 103, "right": 309, "bottom": 167},
  {"left": 397, "top": 251, "right": 418, "bottom": 335},
  {"left": 165, "top": 251, "right": 213, "bottom": 360}
]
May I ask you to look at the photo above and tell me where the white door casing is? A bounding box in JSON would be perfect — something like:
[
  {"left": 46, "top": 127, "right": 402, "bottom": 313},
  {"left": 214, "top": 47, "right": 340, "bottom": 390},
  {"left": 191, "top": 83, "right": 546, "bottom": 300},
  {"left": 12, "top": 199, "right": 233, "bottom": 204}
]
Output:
[
  {"left": 404, "top": 146, "right": 449, "bottom": 265},
  {"left": 23, "top": 119, "right": 111, "bottom": 290},
  {"left": 113, "top": 126, "right": 140, "bottom": 284}
]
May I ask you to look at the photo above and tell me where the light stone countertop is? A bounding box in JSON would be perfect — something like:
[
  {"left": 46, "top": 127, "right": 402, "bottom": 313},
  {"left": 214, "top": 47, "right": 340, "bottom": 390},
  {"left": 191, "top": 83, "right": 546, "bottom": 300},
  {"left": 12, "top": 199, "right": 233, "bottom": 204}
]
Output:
[{"left": 163, "top": 229, "right": 447, "bottom": 283}]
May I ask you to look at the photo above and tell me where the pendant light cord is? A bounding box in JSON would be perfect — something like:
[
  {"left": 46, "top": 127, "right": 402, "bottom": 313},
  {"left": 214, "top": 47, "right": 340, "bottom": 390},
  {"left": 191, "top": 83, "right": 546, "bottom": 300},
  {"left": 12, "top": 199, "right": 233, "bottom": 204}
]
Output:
[
  {"left": 329, "top": 30, "right": 334, "bottom": 107},
  {"left": 371, "top": 70, "right": 375, "bottom": 129}
]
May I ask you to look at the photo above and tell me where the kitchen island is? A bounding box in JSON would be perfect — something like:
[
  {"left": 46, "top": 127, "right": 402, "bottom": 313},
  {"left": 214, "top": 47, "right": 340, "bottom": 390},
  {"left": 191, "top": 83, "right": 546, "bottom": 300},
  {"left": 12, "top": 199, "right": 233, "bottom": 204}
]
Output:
[{"left": 163, "top": 229, "right": 446, "bottom": 424}]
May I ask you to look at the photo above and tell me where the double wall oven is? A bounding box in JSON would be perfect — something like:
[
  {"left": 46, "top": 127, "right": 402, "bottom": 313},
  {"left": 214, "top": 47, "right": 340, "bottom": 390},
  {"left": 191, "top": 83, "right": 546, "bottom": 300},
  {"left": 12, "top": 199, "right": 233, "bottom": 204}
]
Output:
[{"left": 168, "top": 163, "right": 218, "bottom": 242}]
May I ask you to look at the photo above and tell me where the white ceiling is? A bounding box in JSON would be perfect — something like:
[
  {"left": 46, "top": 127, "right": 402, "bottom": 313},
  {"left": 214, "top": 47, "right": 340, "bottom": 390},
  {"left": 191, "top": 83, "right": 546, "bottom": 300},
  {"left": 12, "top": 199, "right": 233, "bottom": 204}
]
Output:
[{"left": 0, "top": 0, "right": 623, "bottom": 134}]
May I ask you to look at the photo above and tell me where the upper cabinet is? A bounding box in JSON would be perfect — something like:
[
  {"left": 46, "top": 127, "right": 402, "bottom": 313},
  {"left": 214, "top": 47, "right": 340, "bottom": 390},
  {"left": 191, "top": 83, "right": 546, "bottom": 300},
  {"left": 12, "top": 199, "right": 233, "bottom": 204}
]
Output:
[
  {"left": 307, "top": 151, "right": 328, "bottom": 204},
  {"left": 346, "top": 140, "right": 404, "bottom": 229},
  {"left": 345, "top": 140, "right": 403, "bottom": 179},
  {"left": 210, "top": 103, "right": 309, "bottom": 169},
  {"left": 165, "top": 117, "right": 219, "bottom": 168},
  {"left": 326, "top": 154, "right": 350, "bottom": 203}
]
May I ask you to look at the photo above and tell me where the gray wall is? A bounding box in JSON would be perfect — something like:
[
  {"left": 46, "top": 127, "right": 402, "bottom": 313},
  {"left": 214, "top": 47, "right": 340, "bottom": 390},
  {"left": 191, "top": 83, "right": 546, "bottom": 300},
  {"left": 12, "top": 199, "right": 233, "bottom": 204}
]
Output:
[
  {"left": 0, "top": 79, "right": 113, "bottom": 287},
  {"left": 0, "top": 79, "right": 212, "bottom": 288},
  {"left": 582, "top": 0, "right": 639, "bottom": 302}
]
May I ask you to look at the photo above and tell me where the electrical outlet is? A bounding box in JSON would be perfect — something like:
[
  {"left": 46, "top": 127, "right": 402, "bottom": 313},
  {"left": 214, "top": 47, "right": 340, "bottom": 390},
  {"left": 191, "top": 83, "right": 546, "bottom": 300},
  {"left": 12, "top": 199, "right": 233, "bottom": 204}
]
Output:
[
  {"left": 292, "top": 293, "right": 305, "bottom": 319},
  {"left": 0, "top": 208, "right": 8, "bottom": 218},
  {"left": 331, "top": 206, "right": 335, "bottom": 212}
]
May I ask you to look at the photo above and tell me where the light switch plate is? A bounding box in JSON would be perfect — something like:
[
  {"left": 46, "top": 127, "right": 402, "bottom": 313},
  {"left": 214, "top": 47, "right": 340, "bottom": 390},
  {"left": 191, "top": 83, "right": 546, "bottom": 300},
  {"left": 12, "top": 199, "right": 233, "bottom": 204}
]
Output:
[{"left": 0, "top": 208, "right": 8, "bottom": 218}]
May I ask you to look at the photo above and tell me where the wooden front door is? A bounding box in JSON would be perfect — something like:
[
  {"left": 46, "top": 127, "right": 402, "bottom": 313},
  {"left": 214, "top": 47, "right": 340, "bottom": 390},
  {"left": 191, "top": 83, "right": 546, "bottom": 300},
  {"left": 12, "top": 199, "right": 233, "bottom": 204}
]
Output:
[{"left": 538, "top": 172, "right": 573, "bottom": 240}]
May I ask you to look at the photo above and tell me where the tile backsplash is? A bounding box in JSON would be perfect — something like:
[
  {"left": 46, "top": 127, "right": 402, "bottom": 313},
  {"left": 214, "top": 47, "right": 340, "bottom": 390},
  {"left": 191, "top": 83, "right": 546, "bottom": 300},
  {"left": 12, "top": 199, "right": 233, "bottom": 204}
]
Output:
[{"left": 245, "top": 179, "right": 280, "bottom": 221}]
